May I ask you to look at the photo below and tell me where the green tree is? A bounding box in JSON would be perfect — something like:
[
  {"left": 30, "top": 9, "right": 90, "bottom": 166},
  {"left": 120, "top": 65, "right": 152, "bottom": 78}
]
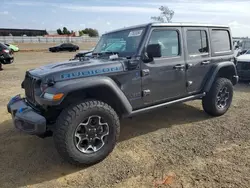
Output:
[
  {"left": 63, "top": 27, "right": 70, "bottom": 35},
  {"left": 151, "top": 6, "right": 175, "bottom": 23},
  {"left": 79, "top": 30, "right": 84, "bottom": 36},
  {"left": 57, "top": 28, "right": 62, "bottom": 35},
  {"left": 82, "top": 28, "right": 99, "bottom": 37}
]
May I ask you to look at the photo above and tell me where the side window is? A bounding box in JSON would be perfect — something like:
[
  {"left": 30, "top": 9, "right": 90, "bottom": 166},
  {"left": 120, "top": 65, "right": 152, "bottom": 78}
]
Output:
[
  {"left": 211, "top": 30, "right": 231, "bottom": 52},
  {"left": 201, "top": 31, "right": 208, "bottom": 53},
  {"left": 187, "top": 30, "right": 208, "bottom": 55},
  {"left": 148, "top": 29, "right": 180, "bottom": 57}
]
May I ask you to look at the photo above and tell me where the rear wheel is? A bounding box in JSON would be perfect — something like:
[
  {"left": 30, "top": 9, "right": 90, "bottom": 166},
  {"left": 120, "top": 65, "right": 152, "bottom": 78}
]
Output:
[
  {"left": 54, "top": 100, "right": 120, "bottom": 165},
  {"left": 9, "top": 58, "right": 14, "bottom": 64},
  {"left": 202, "top": 78, "right": 233, "bottom": 116}
]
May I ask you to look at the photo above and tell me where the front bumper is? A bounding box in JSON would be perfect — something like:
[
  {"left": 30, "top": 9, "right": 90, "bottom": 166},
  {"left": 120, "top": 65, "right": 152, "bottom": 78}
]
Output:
[
  {"left": 7, "top": 95, "right": 46, "bottom": 135},
  {"left": 237, "top": 70, "right": 250, "bottom": 81},
  {"left": 233, "top": 75, "right": 239, "bottom": 85}
]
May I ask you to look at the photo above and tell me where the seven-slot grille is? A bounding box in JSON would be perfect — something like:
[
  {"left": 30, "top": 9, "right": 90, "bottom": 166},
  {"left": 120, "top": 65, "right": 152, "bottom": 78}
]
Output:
[
  {"left": 237, "top": 61, "right": 250, "bottom": 70},
  {"left": 24, "top": 73, "right": 39, "bottom": 104}
]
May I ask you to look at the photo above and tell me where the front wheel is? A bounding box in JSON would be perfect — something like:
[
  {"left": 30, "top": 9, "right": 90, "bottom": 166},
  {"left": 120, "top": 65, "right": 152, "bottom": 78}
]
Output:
[
  {"left": 54, "top": 100, "right": 120, "bottom": 165},
  {"left": 202, "top": 78, "right": 233, "bottom": 116}
]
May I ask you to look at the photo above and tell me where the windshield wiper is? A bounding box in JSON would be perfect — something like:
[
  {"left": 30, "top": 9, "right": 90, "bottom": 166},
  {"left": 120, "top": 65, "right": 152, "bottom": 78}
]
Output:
[
  {"left": 92, "top": 51, "right": 119, "bottom": 55},
  {"left": 92, "top": 52, "right": 103, "bottom": 56},
  {"left": 103, "top": 51, "right": 119, "bottom": 55},
  {"left": 91, "top": 51, "right": 120, "bottom": 58}
]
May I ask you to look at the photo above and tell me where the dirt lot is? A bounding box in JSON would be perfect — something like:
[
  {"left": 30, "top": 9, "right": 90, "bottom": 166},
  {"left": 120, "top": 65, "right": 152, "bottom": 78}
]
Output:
[{"left": 0, "top": 51, "right": 250, "bottom": 188}]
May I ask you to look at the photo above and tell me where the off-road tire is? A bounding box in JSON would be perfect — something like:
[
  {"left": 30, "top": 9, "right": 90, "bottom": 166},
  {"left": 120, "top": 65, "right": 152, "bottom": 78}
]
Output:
[
  {"left": 202, "top": 78, "right": 233, "bottom": 116},
  {"left": 54, "top": 100, "right": 120, "bottom": 165}
]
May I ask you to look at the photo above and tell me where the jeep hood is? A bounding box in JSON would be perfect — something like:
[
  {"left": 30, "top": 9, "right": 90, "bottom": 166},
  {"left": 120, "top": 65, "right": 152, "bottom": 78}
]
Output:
[
  {"left": 237, "top": 54, "right": 250, "bottom": 62},
  {"left": 28, "top": 58, "right": 125, "bottom": 82}
]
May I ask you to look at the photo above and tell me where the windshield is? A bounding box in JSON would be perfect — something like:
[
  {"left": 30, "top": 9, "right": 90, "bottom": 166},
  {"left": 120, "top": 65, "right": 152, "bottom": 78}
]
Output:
[
  {"left": 246, "top": 50, "right": 250, "bottom": 54},
  {"left": 93, "top": 27, "right": 145, "bottom": 57},
  {"left": 243, "top": 41, "right": 250, "bottom": 49}
]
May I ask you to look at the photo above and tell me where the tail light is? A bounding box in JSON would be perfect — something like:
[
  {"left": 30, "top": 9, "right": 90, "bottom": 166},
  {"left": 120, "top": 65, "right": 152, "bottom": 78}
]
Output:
[{"left": 3, "top": 49, "right": 10, "bottom": 53}]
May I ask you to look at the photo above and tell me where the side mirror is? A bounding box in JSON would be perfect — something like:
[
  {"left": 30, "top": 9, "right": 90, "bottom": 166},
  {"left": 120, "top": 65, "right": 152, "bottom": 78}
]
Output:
[{"left": 146, "top": 44, "right": 162, "bottom": 58}]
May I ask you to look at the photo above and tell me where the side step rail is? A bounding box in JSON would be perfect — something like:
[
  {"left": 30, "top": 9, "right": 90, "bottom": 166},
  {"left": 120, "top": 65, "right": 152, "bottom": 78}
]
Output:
[{"left": 127, "top": 93, "right": 206, "bottom": 117}]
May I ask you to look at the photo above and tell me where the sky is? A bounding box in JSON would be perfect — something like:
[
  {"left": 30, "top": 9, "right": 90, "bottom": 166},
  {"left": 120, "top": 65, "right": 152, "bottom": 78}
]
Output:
[{"left": 0, "top": 0, "right": 250, "bottom": 37}]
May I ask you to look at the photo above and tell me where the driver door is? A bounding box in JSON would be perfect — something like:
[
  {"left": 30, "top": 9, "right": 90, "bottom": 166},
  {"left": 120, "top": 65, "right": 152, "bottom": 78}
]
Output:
[{"left": 141, "top": 27, "right": 187, "bottom": 105}]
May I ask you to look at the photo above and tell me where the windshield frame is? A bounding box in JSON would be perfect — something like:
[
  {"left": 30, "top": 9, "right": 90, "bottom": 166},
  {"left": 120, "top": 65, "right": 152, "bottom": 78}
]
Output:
[{"left": 93, "top": 26, "right": 147, "bottom": 58}]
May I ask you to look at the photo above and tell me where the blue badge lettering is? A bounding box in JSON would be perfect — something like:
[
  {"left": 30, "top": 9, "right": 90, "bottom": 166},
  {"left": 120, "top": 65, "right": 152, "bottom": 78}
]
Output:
[{"left": 60, "top": 66, "right": 122, "bottom": 79}]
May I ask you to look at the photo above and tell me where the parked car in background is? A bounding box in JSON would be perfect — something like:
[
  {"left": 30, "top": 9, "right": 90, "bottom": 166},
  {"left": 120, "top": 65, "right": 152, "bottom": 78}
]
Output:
[
  {"left": 49, "top": 43, "right": 79, "bottom": 52},
  {"left": 70, "top": 47, "right": 94, "bottom": 60},
  {"left": 4, "top": 43, "right": 19, "bottom": 53},
  {"left": 241, "top": 40, "right": 250, "bottom": 53},
  {"left": 0, "top": 43, "right": 14, "bottom": 65},
  {"left": 236, "top": 50, "right": 250, "bottom": 80},
  {"left": 234, "top": 40, "right": 250, "bottom": 58}
]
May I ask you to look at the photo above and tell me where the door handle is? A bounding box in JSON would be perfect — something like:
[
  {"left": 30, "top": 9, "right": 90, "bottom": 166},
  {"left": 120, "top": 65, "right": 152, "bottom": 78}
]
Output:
[
  {"left": 174, "top": 64, "right": 185, "bottom": 70},
  {"left": 201, "top": 61, "right": 211, "bottom": 65},
  {"left": 141, "top": 69, "right": 150, "bottom": 77}
]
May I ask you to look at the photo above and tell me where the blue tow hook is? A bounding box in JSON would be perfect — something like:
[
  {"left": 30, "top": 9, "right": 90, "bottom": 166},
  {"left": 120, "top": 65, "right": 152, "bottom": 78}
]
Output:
[{"left": 18, "top": 107, "right": 27, "bottom": 113}]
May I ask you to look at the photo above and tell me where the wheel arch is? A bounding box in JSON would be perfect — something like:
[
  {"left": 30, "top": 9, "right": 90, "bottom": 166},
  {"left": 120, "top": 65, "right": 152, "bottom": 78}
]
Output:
[
  {"left": 56, "top": 76, "right": 133, "bottom": 117},
  {"left": 204, "top": 61, "right": 238, "bottom": 93}
]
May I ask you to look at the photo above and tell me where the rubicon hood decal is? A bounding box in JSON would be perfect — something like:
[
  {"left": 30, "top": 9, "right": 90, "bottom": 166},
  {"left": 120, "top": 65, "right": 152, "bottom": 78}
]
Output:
[
  {"left": 60, "top": 66, "right": 123, "bottom": 79},
  {"left": 28, "top": 58, "right": 125, "bottom": 82}
]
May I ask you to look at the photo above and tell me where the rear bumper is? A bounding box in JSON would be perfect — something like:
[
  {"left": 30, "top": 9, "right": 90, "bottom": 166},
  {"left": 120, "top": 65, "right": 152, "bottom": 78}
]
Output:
[{"left": 7, "top": 95, "right": 46, "bottom": 135}]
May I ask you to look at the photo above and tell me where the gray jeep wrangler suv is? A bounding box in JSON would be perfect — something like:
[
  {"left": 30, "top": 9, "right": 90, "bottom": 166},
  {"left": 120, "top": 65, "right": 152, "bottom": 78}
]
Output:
[{"left": 7, "top": 23, "right": 238, "bottom": 165}]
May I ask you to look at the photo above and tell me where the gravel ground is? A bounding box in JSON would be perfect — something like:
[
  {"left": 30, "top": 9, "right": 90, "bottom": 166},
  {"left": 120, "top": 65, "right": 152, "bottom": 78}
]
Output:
[{"left": 0, "top": 51, "right": 249, "bottom": 188}]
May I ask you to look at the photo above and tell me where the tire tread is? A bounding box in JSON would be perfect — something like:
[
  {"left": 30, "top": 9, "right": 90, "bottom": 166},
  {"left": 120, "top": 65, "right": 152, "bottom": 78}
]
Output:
[
  {"left": 202, "top": 78, "right": 233, "bottom": 116},
  {"left": 54, "top": 100, "right": 120, "bottom": 165}
]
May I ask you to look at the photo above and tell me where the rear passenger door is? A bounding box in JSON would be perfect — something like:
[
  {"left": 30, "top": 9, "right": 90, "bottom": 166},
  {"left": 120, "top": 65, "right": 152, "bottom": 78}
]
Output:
[
  {"left": 60, "top": 44, "right": 66, "bottom": 51},
  {"left": 184, "top": 27, "right": 212, "bottom": 94}
]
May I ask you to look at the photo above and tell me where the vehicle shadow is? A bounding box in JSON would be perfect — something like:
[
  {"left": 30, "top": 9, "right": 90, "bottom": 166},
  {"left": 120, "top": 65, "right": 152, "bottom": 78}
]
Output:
[
  {"left": 235, "top": 81, "right": 250, "bottom": 92},
  {"left": 0, "top": 103, "right": 210, "bottom": 187},
  {"left": 119, "top": 103, "right": 210, "bottom": 142}
]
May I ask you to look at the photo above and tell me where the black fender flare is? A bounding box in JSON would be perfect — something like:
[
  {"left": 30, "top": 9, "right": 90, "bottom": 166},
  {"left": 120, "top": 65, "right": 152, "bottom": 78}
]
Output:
[
  {"left": 203, "top": 61, "right": 238, "bottom": 93},
  {"left": 44, "top": 76, "right": 133, "bottom": 115}
]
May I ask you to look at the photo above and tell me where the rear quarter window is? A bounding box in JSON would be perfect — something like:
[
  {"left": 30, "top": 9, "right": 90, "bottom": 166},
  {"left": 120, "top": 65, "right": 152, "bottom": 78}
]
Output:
[{"left": 211, "top": 29, "right": 231, "bottom": 53}]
